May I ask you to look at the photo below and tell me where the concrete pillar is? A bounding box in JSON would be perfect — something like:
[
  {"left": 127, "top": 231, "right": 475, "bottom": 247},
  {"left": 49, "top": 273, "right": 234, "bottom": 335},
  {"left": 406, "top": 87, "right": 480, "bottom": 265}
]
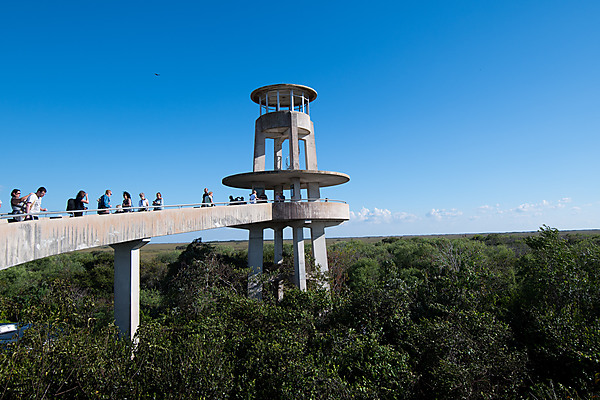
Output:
[
  {"left": 304, "top": 128, "right": 318, "bottom": 170},
  {"left": 293, "top": 224, "right": 306, "bottom": 291},
  {"left": 273, "top": 226, "right": 285, "bottom": 301},
  {"left": 289, "top": 113, "right": 300, "bottom": 170},
  {"left": 274, "top": 226, "right": 284, "bottom": 266},
  {"left": 291, "top": 177, "right": 301, "bottom": 201},
  {"left": 310, "top": 222, "right": 330, "bottom": 290},
  {"left": 307, "top": 182, "right": 320, "bottom": 201},
  {"left": 110, "top": 238, "right": 150, "bottom": 340},
  {"left": 248, "top": 227, "right": 264, "bottom": 299},
  {"left": 253, "top": 122, "right": 266, "bottom": 172}
]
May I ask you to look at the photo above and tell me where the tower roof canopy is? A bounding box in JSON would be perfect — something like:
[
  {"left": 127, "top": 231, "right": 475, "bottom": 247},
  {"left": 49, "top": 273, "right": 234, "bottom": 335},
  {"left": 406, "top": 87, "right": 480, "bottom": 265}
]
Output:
[{"left": 251, "top": 84, "right": 317, "bottom": 107}]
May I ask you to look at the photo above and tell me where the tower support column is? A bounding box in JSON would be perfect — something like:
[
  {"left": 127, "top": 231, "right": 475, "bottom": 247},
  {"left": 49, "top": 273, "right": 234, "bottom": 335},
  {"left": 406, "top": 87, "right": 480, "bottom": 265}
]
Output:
[
  {"left": 291, "top": 177, "right": 301, "bottom": 201},
  {"left": 289, "top": 113, "right": 300, "bottom": 169},
  {"left": 304, "top": 129, "right": 318, "bottom": 170},
  {"left": 308, "top": 182, "right": 320, "bottom": 201},
  {"left": 293, "top": 224, "right": 306, "bottom": 290},
  {"left": 253, "top": 122, "right": 267, "bottom": 172},
  {"left": 274, "top": 226, "right": 284, "bottom": 266},
  {"left": 274, "top": 225, "right": 285, "bottom": 300},
  {"left": 111, "top": 238, "right": 150, "bottom": 340},
  {"left": 310, "top": 222, "right": 330, "bottom": 290},
  {"left": 248, "top": 227, "right": 264, "bottom": 299}
]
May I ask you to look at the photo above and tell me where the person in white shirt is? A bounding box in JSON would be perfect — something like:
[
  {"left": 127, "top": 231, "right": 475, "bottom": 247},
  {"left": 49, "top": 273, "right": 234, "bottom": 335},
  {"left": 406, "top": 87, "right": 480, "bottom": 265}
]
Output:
[
  {"left": 138, "top": 192, "right": 150, "bottom": 211},
  {"left": 25, "top": 187, "right": 47, "bottom": 220}
]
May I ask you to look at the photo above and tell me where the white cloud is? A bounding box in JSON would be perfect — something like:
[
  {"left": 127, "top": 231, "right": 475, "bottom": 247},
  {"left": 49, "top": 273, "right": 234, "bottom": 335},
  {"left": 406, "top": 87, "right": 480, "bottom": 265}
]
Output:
[
  {"left": 426, "top": 208, "right": 463, "bottom": 220},
  {"left": 395, "top": 211, "right": 419, "bottom": 222},
  {"left": 350, "top": 207, "right": 373, "bottom": 222},
  {"left": 478, "top": 204, "right": 502, "bottom": 214},
  {"left": 515, "top": 202, "right": 538, "bottom": 213},
  {"left": 475, "top": 198, "right": 578, "bottom": 219},
  {"left": 349, "top": 196, "right": 583, "bottom": 233},
  {"left": 557, "top": 198, "right": 572, "bottom": 208},
  {"left": 511, "top": 198, "right": 572, "bottom": 215},
  {"left": 350, "top": 207, "right": 418, "bottom": 224},
  {"left": 369, "top": 207, "right": 393, "bottom": 223}
]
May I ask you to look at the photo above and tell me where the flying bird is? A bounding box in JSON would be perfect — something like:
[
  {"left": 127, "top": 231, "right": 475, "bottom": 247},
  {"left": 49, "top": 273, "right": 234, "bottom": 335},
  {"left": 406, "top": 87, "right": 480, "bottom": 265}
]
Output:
[{"left": 154, "top": 73, "right": 160, "bottom": 76}]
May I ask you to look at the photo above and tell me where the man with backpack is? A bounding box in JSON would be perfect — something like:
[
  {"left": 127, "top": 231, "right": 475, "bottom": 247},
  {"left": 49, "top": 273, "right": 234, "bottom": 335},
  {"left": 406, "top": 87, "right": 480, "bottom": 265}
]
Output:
[
  {"left": 97, "top": 189, "right": 112, "bottom": 214},
  {"left": 202, "top": 188, "right": 210, "bottom": 207}
]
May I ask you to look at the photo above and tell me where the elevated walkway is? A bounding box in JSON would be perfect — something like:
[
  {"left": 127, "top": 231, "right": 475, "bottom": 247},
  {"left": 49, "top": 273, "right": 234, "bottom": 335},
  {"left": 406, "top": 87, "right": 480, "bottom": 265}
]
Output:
[{"left": 0, "top": 201, "right": 349, "bottom": 270}]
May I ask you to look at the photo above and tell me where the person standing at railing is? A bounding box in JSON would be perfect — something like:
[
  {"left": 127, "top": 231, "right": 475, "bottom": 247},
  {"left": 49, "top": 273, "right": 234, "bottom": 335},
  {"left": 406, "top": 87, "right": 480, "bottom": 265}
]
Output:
[
  {"left": 249, "top": 190, "right": 257, "bottom": 204},
  {"left": 138, "top": 193, "right": 150, "bottom": 211},
  {"left": 202, "top": 188, "right": 210, "bottom": 207},
  {"left": 24, "top": 187, "right": 47, "bottom": 220},
  {"left": 208, "top": 191, "right": 215, "bottom": 206},
  {"left": 74, "top": 190, "right": 89, "bottom": 217},
  {"left": 152, "top": 192, "right": 163, "bottom": 211},
  {"left": 119, "top": 191, "right": 133, "bottom": 212},
  {"left": 10, "top": 189, "right": 26, "bottom": 222},
  {"left": 97, "top": 190, "right": 112, "bottom": 215}
]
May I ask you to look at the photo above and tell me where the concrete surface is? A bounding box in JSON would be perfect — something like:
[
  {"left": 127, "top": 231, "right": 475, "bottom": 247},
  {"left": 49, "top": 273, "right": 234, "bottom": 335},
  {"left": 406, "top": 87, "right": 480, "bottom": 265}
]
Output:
[{"left": 0, "top": 202, "right": 348, "bottom": 270}]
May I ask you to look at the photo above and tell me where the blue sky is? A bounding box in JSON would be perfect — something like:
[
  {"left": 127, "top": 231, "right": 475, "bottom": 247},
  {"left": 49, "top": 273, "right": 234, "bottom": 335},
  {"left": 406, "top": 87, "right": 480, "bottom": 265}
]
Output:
[{"left": 1, "top": 0, "right": 598, "bottom": 243}]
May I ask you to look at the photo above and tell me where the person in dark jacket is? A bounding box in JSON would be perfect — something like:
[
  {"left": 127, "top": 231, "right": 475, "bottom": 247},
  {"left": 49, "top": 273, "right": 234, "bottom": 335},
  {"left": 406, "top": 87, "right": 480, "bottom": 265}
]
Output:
[{"left": 74, "top": 190, "right": 89, "bottom": 217}]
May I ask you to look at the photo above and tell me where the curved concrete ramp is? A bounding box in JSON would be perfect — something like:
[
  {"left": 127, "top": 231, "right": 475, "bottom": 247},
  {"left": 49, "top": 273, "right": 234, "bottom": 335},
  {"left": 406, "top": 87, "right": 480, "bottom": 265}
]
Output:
[{"left": 0, "top": 202, "right": 349, "bottom": 270}]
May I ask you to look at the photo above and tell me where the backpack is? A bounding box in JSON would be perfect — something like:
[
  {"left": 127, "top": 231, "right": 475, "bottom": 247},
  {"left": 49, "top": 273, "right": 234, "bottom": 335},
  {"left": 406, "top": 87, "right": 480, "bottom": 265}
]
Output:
[
  {"left": 66, "top": 198, "right": 76, "bottom": 211},
  {"left": 98, "top": 195, "right": 107, "bottom": 209},
  {"left": 97, "top": 195, "right": 109, "bottom": 214}
]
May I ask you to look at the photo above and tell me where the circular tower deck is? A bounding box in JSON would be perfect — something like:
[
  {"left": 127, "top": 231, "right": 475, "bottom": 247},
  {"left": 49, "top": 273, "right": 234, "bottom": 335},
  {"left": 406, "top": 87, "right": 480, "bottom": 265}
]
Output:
[{"left": 223, "top": 170, "right": 349, "bottom": 190}]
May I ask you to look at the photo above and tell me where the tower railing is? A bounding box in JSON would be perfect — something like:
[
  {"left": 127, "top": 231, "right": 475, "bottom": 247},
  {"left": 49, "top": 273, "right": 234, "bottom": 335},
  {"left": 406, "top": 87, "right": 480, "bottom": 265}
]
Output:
[{"left": 258, "top": 89, "right": 310, "bottom": 115}]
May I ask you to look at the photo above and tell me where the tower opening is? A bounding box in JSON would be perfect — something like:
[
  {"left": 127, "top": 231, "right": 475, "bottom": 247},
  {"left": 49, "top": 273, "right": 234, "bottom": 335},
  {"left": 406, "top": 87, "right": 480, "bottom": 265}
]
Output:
[{"left": 299, "top": 139, "right": 307, "bottom": 170}]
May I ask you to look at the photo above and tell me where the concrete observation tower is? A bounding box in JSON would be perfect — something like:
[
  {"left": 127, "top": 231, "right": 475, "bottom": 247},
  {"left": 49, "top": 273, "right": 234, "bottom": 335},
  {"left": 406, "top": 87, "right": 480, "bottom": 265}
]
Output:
[{"left": 223, "top": 84, "right": 349, "bottom": 297}]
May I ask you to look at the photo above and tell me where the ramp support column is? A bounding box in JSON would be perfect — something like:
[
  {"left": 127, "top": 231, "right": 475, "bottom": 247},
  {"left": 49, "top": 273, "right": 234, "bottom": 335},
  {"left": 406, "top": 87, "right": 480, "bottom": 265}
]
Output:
[
  {"left": 274, "top": 226, "right": 284, "bottom": 266},
  {"left": 248, "top": 227, "right": 264, "bottom": 299},
  {"left": 111, "top": 238, "right": 150, "bottom": 340},
  {"left": 293, "top": 224, "right": 306, "bottom": 290},
  {"left": 310, "top": 222, "right": 329, "bottom": 290}
]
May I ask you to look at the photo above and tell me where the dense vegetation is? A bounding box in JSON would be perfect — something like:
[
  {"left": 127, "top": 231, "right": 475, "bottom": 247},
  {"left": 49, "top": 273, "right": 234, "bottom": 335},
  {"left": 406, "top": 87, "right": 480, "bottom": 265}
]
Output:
[{"left": 0, "top": 226, "right": 599, "bottom": 399}]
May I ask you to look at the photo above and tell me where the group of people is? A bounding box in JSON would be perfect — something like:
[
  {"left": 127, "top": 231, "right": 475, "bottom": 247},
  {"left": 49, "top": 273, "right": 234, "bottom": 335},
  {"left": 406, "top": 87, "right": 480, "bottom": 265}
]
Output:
[
  {"left": 248, "top": 189, "right": 272, "bottom": 204},
  {"left": 227, "top": 190, "right": 284, "bottom": 205},
  {"left": 3, "top": 187, "right": 164, "bottom": 222},
  {"left": 201, "top": 188, "right": 214, "bottom": 207},
  {"left": 4, "top": 185, "right": 286, "bottom": 222},
  {"left": 95, "top": 190, "right": 164, "bottom": 214},
  {"left": 6, "top": 187, "right": 48, "bottom": 221}
]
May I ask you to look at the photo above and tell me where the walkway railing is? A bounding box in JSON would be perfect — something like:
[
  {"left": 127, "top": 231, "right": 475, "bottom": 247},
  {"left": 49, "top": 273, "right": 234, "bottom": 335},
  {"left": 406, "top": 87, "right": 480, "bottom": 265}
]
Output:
[{"left": 0, "top": 198, "right": 347, "bottom": 221}]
